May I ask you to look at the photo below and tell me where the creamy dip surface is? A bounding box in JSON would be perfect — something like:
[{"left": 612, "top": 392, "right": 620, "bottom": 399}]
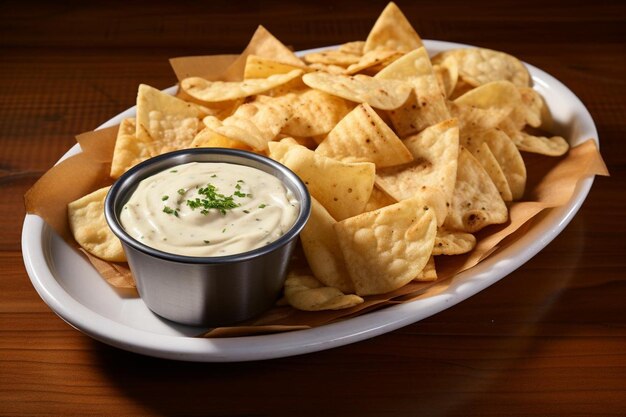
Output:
[{"left": 120, "top": 162, "right": 299, "bottom": 257}]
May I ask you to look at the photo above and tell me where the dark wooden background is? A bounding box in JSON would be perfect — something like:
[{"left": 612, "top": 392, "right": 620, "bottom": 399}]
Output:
[{"left": 1, "top": 1, "right": 625, "bottom": 415}]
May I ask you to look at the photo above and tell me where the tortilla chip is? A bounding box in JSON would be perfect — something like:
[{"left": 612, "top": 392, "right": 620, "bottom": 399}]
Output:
[
  {"left": 334, "top": 196, "right": 437, "bottom": 296},
  {"left": 376, "top": 119, "right": 459, "bottom": 214},
  {"left": 278, "top": 89, "right": 354, "bottom": 137},
  {"left": 432, "top": 47, "right": 530, "bottom": 88},
  {"left": 338, "top": 41, "right": 365, "bottom": 55},
  {"left": 180, "top": 69, "right": 304, "bottom": 102},
  {"left": 303, "top": 49, "right": 361, "bottom": 67},
  {"left": 364, "top": 186, "right": 397, "bottom": 212},
  {"left": 433, "top": 54, "right": 459, "bottom": 98},
  {"left": 284, "top": 274, "right": 363, "bottom": 311},
  {"left": 302, "top": 72, "right": 412, "bottom": 110},
  {"left": 199, "top": 95, "right": 291, "bottom": 150},
  {"left": 110, "top": 118, "right": 153, "bottom": 179},
  {"left": 433, "top": 228, "right": 476, "bottom": 255},
  {"left": 363, "top": 2, "right": 423, "bottom": 53},
  {"left": 190, "top": 127, "right": 252, "bottom": 150},
  {"left": 510, "top": 130, "right": 569, "bottom": 156},
  {"left": 454, "top": 80, "right": 522, "bottom": 114},
  {"left": 269, "top": 140, "right": 375, "bottom": 221},
  {"left": 344, "top": 50, "right": 404, "bottom": 75},
  {"left": 221, "top": 25, "right": 304, "bottom": 81},
  {"left": 68, "top": 186, "right": 126, "bottom": 263},
  {"left": 244, "top": 55, "right": 307, "bottom": 79},
  {"left": 300, "top": 198, "right": 354, "bottom": 293},
  {"left": 376, "top": 47, "right": 450, "bottom": 136},
  {"left": 443, "top": 147, "right": 508, "bottom": 233},
  {"left": 415, "top": 256, "right": 437, "bottom": 281},
  {"left": 315, "top": 103, "right": 413, "bottom": 168},
  {"left": 513, "top": 86, "right": 544, "bottom": 128},
  {"left": 135, "top": 83, "right": 202, "bottom": 153},
  {"left": 471, "top": 141, "right": 514, "bottom": 201}
]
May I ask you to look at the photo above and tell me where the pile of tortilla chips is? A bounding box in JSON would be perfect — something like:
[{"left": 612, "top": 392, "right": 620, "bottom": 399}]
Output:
[{"left": 36, "top": 2, "right": 603, "bottom": 323}]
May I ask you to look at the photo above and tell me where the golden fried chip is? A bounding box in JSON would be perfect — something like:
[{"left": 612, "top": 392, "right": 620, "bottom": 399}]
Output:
[
  {"left": 307, "top": 62, "right": 347, "bottom": 75},
  {"left": 448, "top": 101, "right": 512, "bottom": 132},
  {"left": 364, "top": 186, "right": 397, "bottom": 212},
  {"left": 363, "top": 2, "right": 423, "bottom": 53},
  {"left": 432, "top": 47, "right": 530, "bottom": 88},
  {"left": 376, "top": 47, "right": 450, "bottom": 136},
  {"left": 444, "top": 147, "right": 508, "bottom": 233},
  {"left": 243, "top": 55, "right": 307, "bottom": 79},
  {"left": 284, "top": 274, "right": 363, "bottom": 311},
  {"left": 190, "top": 127, "right": 252, "bottom": 150},
  {"left": 176, "top": 87, "right": 243, "bottom": 120},
  {"left": 110, "top": 118, "right": 154, "bottom": 179},
  {"left": 202, "top": 115, "right": 267, "bottom": 151},
  {"left": 300, "top": 198, "right": 354, "bottom": 293},
  {"left": 471, "top": 141, "right": 513, "bottom": 202},
  {"left": 344, "top": 50, "right": 404, "bottom": 75},
  {"left": 433, "top": 54, "right": 459, "bottom": 98},
  {"left": 302, "top": 72, "right": 412, "bottom": 110},
  {"left": 338, "top": 41, "right": 365, "bottom": 55},
  {"left": 480, "top": 128, "right": 527, "bottom": 200},
  {"left": 376, "top": 119, "right": 459, "bottom": 216},
  {"left": 136, "top": 84, "right": 202, "bottom": 152},
  {"left": 315, "top": 103, "right": 413, "bottom": 168},
  {"left": 201, "top": 96, "right": 291, "bottom": 150},
  {"left": 448, "top": 78, "right": 475, "bottom": 100},
  {"left": 68, "top": 186, "right": 126, "bottom": 263},
  {"left": 415, "top": 256, "right": 437, "bottom": 281},
  {"left": 454, "top": 80, "right": 521, "bottom": 113},
  {"left": 180, "top": 69, "right": 303, "bottom": 102},
  {"left": 221, "top": 25, "right": 304, "bottom": 81},
  {"left": 513, "top": 86, "right": 544, "bottom": 128},
  {"left": 334, "top": 197, "right": 437, "bottom": 296},
  {"left": 433, "top": 228, "right": 476, "bottom": 255},
  {"left": 509, "top": 130, "right": 569, "bottom": 156},
  {"left": 303, "top": 49, "right": 361, "bottom": 67},
  {"left": 278, "top": 89, "right": 354, "bottom": 137},
  {"left": 269, "top": 140, "right": 375, "bottom": 221}
]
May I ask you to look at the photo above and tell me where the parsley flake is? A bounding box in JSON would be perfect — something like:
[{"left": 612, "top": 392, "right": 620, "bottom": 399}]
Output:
[{"left": 186, "top": 183, "right": 241, "bottom": 215}]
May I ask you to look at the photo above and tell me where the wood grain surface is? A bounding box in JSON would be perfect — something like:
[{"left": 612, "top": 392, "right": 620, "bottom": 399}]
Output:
[{"left": 1, "top": 0, "right": 625, "bottom": 415}]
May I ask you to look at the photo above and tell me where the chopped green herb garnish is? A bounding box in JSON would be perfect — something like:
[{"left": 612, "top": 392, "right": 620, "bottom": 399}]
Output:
[
  {"left": 211, "top": 174, "right": 217, "bottom": 178},
  {"left": 162, "top": 206, "right": 180, "bottom": 217},
  {"left": 170, "top": 170, "right": 178, "bottom": 173},
  {"left": 186, "top": 183, "right": 241, "bottom": 215},
  {"left": 258, "top": 204, "right": 267, "bottom": 209},
  {"left": 234, "top": 190, "right": 247, "bottom": 198},
  {"left": 243, "top": 210, "right": 250, "bottom": 214},
  {"left": 161, "top": 195, "right": 169, "bottom": 201},
  {"left": 177, "top": 188, "right": 186, "bottom": 195},
  {"left": 222, "top": 228, "right": 226, "bottom": 233}
]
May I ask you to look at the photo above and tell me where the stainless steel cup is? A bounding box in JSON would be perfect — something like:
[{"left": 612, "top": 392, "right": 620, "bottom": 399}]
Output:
[{"left": 104, "top": 149, "right": 311, "bottom": 327}]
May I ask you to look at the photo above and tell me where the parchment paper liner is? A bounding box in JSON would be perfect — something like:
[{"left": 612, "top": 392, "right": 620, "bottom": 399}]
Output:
[{"left": 24, "top": 27, "right": 609, "bottom": 337}]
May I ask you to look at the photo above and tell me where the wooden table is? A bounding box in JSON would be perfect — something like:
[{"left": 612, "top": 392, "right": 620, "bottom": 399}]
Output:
[{"left": 2, "top": 1, "right": 625, "bottom": 415}]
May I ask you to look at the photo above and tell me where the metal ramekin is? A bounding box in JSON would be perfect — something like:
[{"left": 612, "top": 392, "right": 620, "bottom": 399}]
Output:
[{"left": 104, "top": 148, "right": 311, "bottom": 327}]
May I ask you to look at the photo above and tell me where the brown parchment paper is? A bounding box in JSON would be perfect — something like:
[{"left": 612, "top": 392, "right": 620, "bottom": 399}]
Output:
[{"left": 24, "top": 31, "right": 610, "bottom": 337}]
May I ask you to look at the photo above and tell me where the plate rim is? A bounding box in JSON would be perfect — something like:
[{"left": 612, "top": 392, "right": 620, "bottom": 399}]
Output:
[{"left": 21, "top": 39, "right": 598, "bottom": 362}]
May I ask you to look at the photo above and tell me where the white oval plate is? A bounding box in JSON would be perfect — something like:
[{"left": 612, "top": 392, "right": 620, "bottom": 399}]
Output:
[{"left": 22, "top": 40, "right": 598, "bottom": 362}]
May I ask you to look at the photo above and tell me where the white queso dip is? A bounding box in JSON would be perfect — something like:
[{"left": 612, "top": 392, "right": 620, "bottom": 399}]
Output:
[{"left": 120, "top": 162, "right": 299, "bottom": 257}]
